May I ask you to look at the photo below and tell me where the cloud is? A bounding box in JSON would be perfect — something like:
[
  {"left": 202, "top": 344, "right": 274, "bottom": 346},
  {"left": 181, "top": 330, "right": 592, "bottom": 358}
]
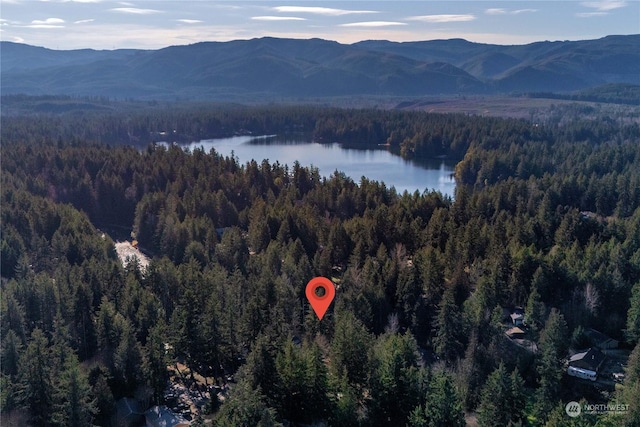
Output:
[
  {"left": 74, "top": 19, "right": 95, "bottom": 24},
  {"left": 581, "top": 1, "right": 627, "bottom": 11},
  {"left": 27, "top": 18, "right": 66, "bottom": 28},
  {"left": 212, "top": 4, "right": 243, "bottom": 11},
  {"left": 1, "top": 18, "right": 22, "bottom": 26},
  {"left": 176, "top": 19, "right": 203, "bottom": 24},
  {"left": 12, "top": 36, "right": 25, "bottom": 43},
  {"left": 109, "top": 7, "right": 163, "bottom": 15},
  {"left": 32, "top": 18, "right": 65, "bottom": 24},
  {"left": 341, "top": 21, "right": 407, "bottom": 27},
  {"left": 24, "top": 24, "right": 66, "bottom": 28},
  {"left": 11, "top": 22, "right": 254, "bottom": 49},
  {"left": 251, "top": 16, "right": 307, "bottom": 21},
  {"left": 485, "top": 8, "right": 537, "bottom": 15},
  {"left": 577, "top": 0, "right": 626, "bottom": 17},
  {"left": 576, "top": 11, "right": 609, "bottom": 17},
  {"left": 272, "top": 6, "right": 377, "bottom": 16},
  {"left": 407, "top": 14, "right": 476, "bottom": 23}
]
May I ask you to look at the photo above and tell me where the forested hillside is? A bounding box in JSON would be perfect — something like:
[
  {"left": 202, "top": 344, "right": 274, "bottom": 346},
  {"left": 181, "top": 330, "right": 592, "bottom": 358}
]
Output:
[
  {"left": 2, "top": 35, "right": 639, "bottom": 99},
  {"left": 1, "top": 104, "right": 639, "bottom": 426}
]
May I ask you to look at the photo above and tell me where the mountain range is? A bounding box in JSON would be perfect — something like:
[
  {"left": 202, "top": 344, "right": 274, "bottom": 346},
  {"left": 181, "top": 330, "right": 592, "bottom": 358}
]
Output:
[{"left": 1, "top": 35, "right": 638, "bottom": 100}]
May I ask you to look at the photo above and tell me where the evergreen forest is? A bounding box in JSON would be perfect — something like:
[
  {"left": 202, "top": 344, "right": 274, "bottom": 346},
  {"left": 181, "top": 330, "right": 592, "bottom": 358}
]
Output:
[{"left": 1, "top": 101, "right": 640, "bottom": 426}]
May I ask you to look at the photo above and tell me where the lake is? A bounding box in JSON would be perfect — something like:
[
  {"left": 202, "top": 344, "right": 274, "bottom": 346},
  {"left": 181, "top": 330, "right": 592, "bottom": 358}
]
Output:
[{"left": 179, "top": 135, "right": 457, "bottom": 197}]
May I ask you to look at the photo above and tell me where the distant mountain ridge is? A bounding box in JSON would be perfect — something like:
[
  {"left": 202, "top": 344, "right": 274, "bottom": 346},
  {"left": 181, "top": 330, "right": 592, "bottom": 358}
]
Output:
[{"left": 1, "top": 35, "right": 638, "bottom": 100}]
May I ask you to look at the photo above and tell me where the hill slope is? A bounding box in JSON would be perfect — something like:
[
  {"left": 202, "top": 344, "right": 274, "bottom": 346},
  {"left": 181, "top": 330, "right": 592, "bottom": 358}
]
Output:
[
  {"left": 356, "top": 35, "right": 640, "bottom": 92},
  {"left": 1, "top": 35, "right": 638, "bottom": 100}
]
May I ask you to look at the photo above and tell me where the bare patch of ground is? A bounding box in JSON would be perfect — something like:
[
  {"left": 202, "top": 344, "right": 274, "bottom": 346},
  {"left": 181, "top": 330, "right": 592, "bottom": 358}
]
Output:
[
  {"left": 114, "top": 241, "right": 150, "bottom": 270},
  {"left": 395, "top": 96, "right": 640, "bottom": 121},
  {"left": 395, "top": 96, "right": 592, "bottom": 119},
  {"left": 165, "top": 362, "right": 229, "bottom": 421}
]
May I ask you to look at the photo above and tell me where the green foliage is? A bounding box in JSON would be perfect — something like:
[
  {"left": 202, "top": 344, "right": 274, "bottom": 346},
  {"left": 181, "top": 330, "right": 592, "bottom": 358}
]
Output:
[
  {"left": 214, "top": 379, "right": 281, "bottom": 427},
  {"left": 525, "top": 270, "right": 548, "bottom": 336},
  {"left": 274, "top": 338, "right": 329, "bottom": 424},
  {"left": 1, "top": 104, "right": 639, "bottom": 425},
  {"left": 330, "top": 310, "right": 373, "bottom": 391},
  {"left": 536, "top": 309, "right": 569, "bottom": 423},
  {"left": 433, "top": 286, "right": 466, "bottom": 364},
  {"left": 113, "top": 320, "right": 144, "bottom": 393},
  {"left": 18, "top": 328, "right": 54, "bottom": 425},
  {"left": 609, "top": 343, "right": 640, "bottom": 427},
  {"left": 328, "top": 369, "right": 363, "bottom": 426},
  {"left": 369, "top": 332, "right": 424, "bottom": 426},
  {"left": 144, "top": 320, "right": 170, "bottom": 404},
  {"left": 51, "top": 354, "right": 97, "bottom": 427},
  {"left": 409, "top": 370, "right": 465, "bottom": 427},
  {"left": 477, "top": 363, "right": 526, "bottom": 427},
  {"left": 1, "top": 330, "right": 22, "bottom": 378},
  {"left": 626, "top": 281, "right": 640, "bottom": 344}
]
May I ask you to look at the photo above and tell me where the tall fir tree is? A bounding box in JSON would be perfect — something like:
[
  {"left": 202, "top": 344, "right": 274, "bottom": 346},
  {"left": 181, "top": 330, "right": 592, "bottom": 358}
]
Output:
[
  {"left": 409, "top": 370, "right": 465, "bottom": 427},
  {"left": 51, "top": 355, "right": 97, "bottom": 427},
  {"left": 477, "top": 363, "right": 525, "bottom": 427},
  {"left": 19, "top": 328, "right": 54, "bottom": 426},
  {"left": 535, "top": 308, "right": 569, "bottom": 423}
]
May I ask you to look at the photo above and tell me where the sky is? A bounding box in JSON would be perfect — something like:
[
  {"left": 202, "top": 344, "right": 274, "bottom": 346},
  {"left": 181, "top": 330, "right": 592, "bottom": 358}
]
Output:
[{"left": 1, "top": 0, "right": 638, "bottom": 50}]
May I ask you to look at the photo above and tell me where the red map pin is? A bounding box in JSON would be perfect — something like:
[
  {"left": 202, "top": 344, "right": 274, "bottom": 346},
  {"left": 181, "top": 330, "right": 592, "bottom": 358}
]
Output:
[{"left": 305, "top": 277, "right": 335, "bottom": 320}]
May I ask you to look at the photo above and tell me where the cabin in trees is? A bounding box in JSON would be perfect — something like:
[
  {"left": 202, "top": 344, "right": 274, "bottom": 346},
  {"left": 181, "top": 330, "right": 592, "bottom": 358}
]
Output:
[
  {"left": 506, "top": 326, "right": 526, "bottom": 339},
  {"left": 501, "top": 307, "right": 525, "bottom": 326},
  {"left": 510, "top": 308, "right": 525, "bottom": 326},
  {"left": 568, "top": 348, "right": 605, "bottom": 381},
  {"left": 584, "top": 328, "right": 619, "bottom": 350}
]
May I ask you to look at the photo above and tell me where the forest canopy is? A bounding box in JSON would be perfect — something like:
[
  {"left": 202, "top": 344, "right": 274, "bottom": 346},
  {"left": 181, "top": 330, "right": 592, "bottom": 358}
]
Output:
[{"left": 1, "top": 101, "right": 639, "bottom": 426}]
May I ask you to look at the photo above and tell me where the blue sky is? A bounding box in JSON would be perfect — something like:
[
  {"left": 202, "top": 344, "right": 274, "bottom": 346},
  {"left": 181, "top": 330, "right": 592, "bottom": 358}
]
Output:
[{"left": 1, "top": 1, "right": 638, "bottom": 49}]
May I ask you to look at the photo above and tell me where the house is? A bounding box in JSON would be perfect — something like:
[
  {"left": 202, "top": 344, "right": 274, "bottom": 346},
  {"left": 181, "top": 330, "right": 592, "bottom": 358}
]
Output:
[
  {"left": 569, "top": 348, "right": 605, "bottom": 371},
  {"left": 584, "top": 328, "right": 618, "bottom": 350},
  {"left": 510, "top": 307, "right": 525, "bottom": 326},
  {"left": 145, "top": 406, "right": 190, "bottom": 427},
  {"left": 114, "top": 397, "right": 144, "bottom": 427},
  {"left": 568, "top": 347, "right": 605, "bottom": 381},
  {"left": 506, "top": 326, "right": 526, "bottom": 339}
]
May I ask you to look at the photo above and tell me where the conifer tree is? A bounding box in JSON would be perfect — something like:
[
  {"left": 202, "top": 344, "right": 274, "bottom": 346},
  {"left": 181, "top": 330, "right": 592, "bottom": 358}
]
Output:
[
  {"left": 433, "top": 286, "right": 465, "bottom": 364},
  {"left": 370, "top": 332, "right": 423, "bottom": 426},
  {"left": 626, "top": 281, "right": 640, "bottom": 344},
  {"left": 51, "top": 355, "right": 97, "bottom": 427},
  {"left": 535, "top": 308, "right": 569, "bottom": 423},
  {"left": 409, "top": 370, "right": 465, "bottom": 427},
  {"left": 477, "top": 363, "right": 525, "bottom": 427},
  {"left": 330, "top": 310, "right": 372, "bottom": 391},
  {"left": 19, "top": 328, "right": 53, "bottom": 425},
  {"left": 144, "top": 319, "right": 169, "bottom": 404}
]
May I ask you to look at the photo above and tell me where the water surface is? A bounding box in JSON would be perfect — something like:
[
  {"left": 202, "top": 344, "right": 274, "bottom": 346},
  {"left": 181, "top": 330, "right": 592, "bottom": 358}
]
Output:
[{"left": 181, "top": 135, "right": 456, "bottom": 197}]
